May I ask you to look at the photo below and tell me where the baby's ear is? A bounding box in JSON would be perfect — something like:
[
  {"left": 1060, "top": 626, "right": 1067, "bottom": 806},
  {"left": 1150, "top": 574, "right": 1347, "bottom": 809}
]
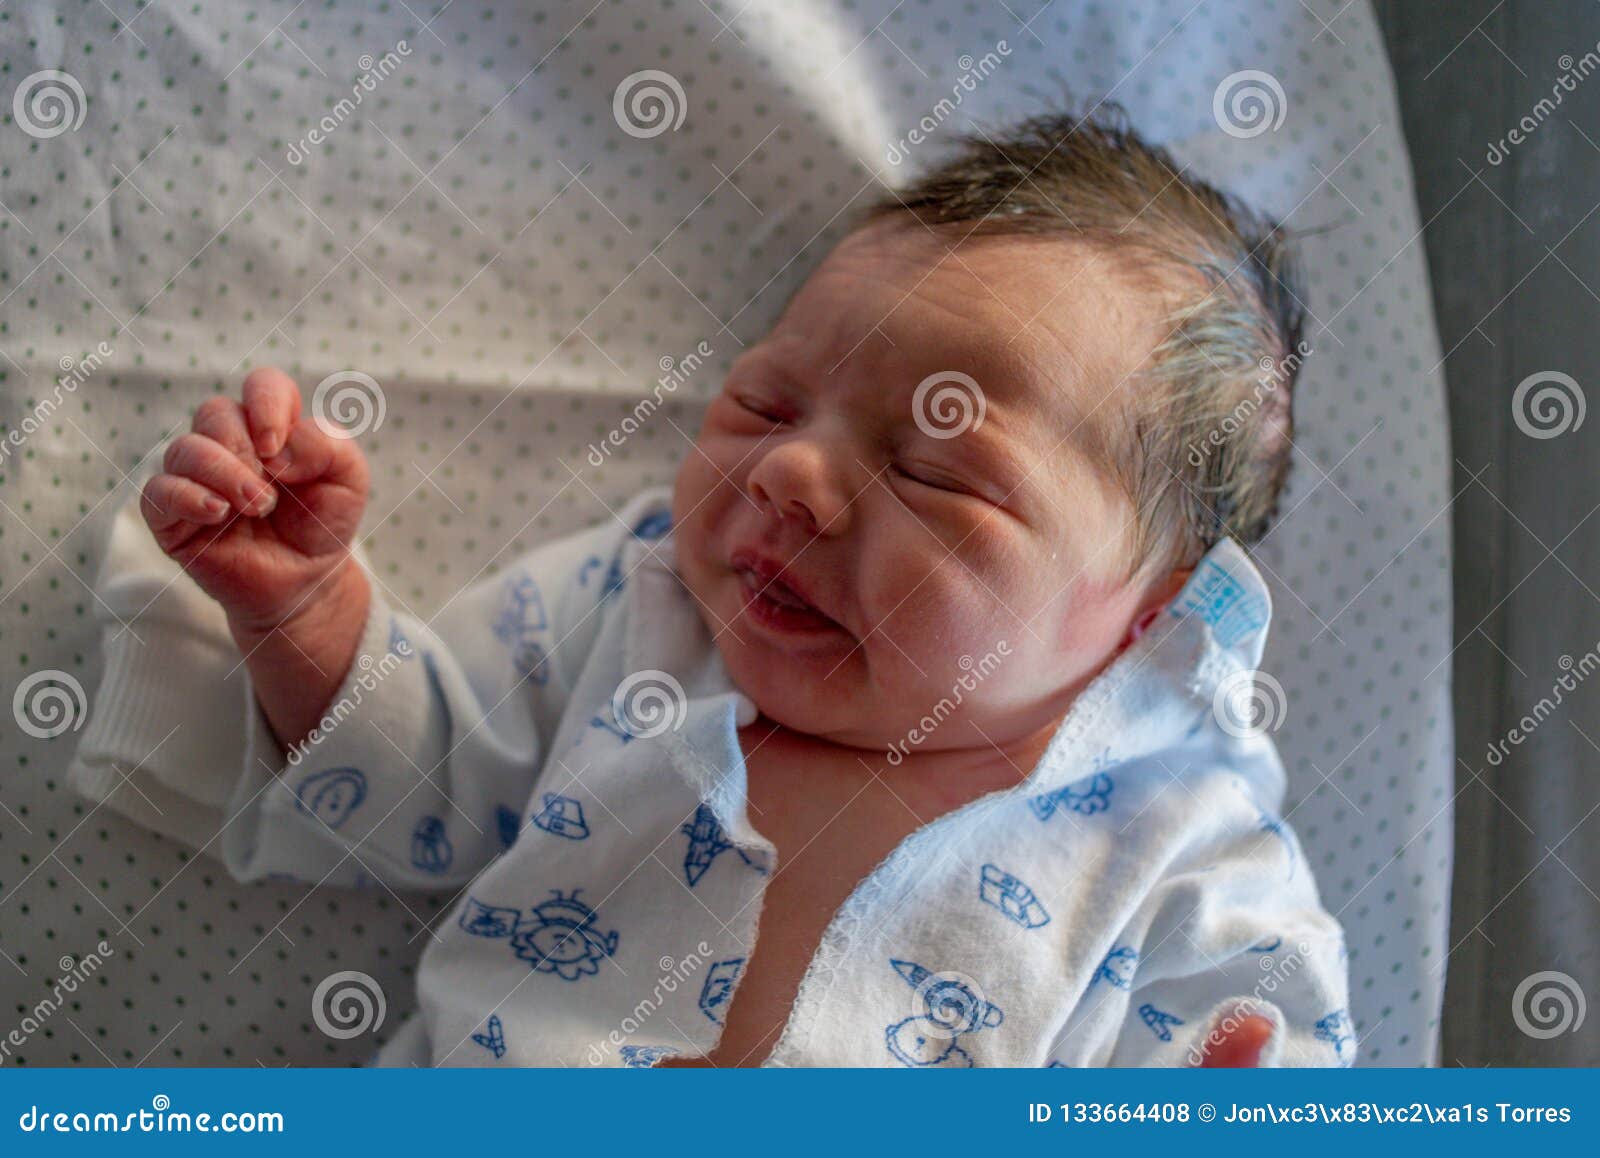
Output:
[{"left": 1121, "top": 566, "right": 1193, "bottom": 649}]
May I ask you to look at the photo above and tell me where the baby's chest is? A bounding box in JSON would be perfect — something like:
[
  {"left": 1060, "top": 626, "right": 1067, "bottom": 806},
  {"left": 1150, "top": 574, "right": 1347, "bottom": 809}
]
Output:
[{"left": 658, "top": 735, "right": 934, "bottom": 1066}]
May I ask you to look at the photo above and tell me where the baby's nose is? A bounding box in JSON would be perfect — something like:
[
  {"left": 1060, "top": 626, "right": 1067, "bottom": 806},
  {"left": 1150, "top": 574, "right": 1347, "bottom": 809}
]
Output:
[{"left": 745, "top": 443, "right": 849, "bottom": 534}]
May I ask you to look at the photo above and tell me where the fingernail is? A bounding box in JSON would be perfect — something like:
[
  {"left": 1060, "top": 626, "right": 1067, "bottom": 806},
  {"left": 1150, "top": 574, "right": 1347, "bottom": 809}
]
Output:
[
  {"left": 255, "top": 431, "right": 282, "bottom": 459},
  {"left": 262, "top": 448, "right": 293, "bottom": 474},
  {"left": 246, "top": 484, "right": 277, "bottom": 516},
  {"left": 202, "top": 496, "right": 229, "bottom": 522}
]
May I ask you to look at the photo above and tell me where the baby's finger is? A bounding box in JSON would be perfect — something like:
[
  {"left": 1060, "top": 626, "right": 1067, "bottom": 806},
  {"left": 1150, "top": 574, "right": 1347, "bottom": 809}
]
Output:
[
  {"left": 141, "top": 473, "right": 231, "bottom": 533},
  {"left": 164, "top": 432, "right": 278, "bottom": 516},
  {"left": 191, "top": 394, "right": 262, "bottom": 466},
  {"left": 242, "top": 367, "right": 303, "bottom": 459},
  {"left": 262, "top": 414, "right": 369, "bottom": 494}
]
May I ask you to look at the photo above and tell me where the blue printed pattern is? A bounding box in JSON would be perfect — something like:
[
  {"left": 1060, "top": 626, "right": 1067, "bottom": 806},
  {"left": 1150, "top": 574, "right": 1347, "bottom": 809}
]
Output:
[
  {"left": 1093, "top": 946, "right": 1138, "bottom": 989},
  {"left": 978, "top": 864, "right": 1050, "bottom": 929},
  {"left": 699, "top": 958, "right": 744, "bottom": 1024},
  {"left": 619, "top": 1044, "right": 677, "bottom": 1068},
  {"left": 410, "top": 815, "right": 453, "bottom": 874},
  {"left": 587, "top": 702, "right": 633, "bottom": 745},
  {"left": 600, "top": 510, "right": 674, "bottom": 601},
  {"left": 1258, "top": 809, "right": 1296, "bottom": 879},
  {"left": 491, "top": 573, "right": 551, "bottom": 682},
  {"left": 293, "top": 767, "right": 368, "bottom": 829},
  {"left": 681, "top": 804, "right": 768, "bottom": 886},
  {"left": 1172, "top": 556, "right": 1268, "bottom": 648},
  {"left": 1138, "top": 1003, "right": 1185, "bottom": 1042},
  {"left": 885, "top": 959, "right": 1005, "bottom": 1068},
  {"left": 496, "top": 804, "right": 521, "bottom": 850},
  {"left": 387, "top": 617, "right": 414, "bottom": 659},
  {"left": 1251, "top": 936, "right": 1283, "bottom": 953},
  {"left": 1030, "top": 771, "right": 1114, "bottom": 821},
  {"left": 472, "top": 1014, "right": 506, "bottom": 1059},
  {"left": 457, "top": 890, "right": 619, "bottom": 981},
  {"left": 533, "top": 793, "right": 591, "bottom": 840},
  {"left": 1315, "top": 1009, "right": 1355, "bottom": 1063}
]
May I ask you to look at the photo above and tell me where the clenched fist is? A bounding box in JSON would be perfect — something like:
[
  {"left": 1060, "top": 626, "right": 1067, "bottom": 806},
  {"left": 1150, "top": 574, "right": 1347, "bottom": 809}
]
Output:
[{"left": 140, "top": 367, "right": 370, "bottom": 634}]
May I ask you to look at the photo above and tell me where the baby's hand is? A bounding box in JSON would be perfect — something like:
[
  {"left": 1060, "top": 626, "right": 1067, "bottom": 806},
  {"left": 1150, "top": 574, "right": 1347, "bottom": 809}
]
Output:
[{"left": 140, "top": 367, "right": 370, "bottom": 634}]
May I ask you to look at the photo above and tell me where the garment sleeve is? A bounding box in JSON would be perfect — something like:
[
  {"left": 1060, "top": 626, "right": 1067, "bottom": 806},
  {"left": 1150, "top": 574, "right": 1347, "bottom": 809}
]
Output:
[
  {"left": 1047, "top": 803, "right": 1356, "bottom": 1068},
  {"left": 66, "top": 486, "right": 673, "bottom": 890}
]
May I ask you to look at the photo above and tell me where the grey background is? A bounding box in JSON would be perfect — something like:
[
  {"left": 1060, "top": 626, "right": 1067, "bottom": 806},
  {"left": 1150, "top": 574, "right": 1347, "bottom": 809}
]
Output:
[{"left": 1374, "top": 0, "right": 1600, "bottom": 1065}]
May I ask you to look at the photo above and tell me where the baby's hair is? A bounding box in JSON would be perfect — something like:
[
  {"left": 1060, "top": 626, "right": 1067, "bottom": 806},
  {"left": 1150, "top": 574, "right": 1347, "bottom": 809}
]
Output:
[{"left": 863, "top": 103, "right": 1307, "bottom": 579}]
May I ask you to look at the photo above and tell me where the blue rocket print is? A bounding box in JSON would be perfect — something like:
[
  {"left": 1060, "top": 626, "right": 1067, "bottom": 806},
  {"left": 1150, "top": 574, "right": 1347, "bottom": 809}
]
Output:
[
  {"left": 510, "top": 890, "right": 619, "bottom": 981},
  {"left": 587, "top": 703, "right": 633, "bottom": 745},
  {"left": 459, "top": 897, "right": 521, "bottom": 938},
  {"left": 496, "top": 804, "right": 521, "bottom": 849},
  {"left": 491, "top": 572, "right": 551, "bottom": 683},
  {"left": 884, "top": 959, "right": 1005, "bottom": 1068},
  {"left": 293, "top": 767, "right": 368, "bottom": 829},
  {"left": 681, "top": 804, "right": 768, "bottom": 886},
  {"left": 1173, "top": 557, "right": 1268, "bottom": 648},
  {"left": 1093, "top": 946, "right": 1138, "bottom": 989},
  {"left": 619, "top": 1044, "right": 677, "bottom": 1067},
  {"left": 1029, "top": 771, "right": 1114, "bottom": 821},
  {"left": 533, "top": 793, "right": 591, "bottom": 840},
  {"left": 1138, "top": 1003, "right": 1185, "bottom": 1042},
  {"left": 699, "top": 958, "right": 745, "bottom": 1024},
  {"left": 410, "top": 815, "right": 453, "bottom": 874},
  {"left": 472, "top": 1014, "right": 506, "bottom": 1059},
  {"left": 978, "top": 864, "right": 1050, "bottom": 929},
  {"left": 1315, "top": 1009, "right": 1354, "bottom": 1063}
]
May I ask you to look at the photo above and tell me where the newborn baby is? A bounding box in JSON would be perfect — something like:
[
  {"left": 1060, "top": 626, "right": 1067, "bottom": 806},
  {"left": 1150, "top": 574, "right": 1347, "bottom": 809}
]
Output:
[{"left": 71, "top": 110, "right": 1352, "bottom": 1067}]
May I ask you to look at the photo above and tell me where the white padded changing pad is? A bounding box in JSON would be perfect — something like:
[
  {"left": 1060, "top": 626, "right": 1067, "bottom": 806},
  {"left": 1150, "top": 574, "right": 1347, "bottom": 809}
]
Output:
[{"left": 0, "top": 0, "right": 1451, "bottom": 1066}]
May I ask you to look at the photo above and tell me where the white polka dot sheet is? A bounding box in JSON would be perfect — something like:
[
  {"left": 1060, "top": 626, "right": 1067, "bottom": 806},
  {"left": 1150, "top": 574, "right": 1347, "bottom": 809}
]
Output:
[{"left": 0, "top": 0, "right": 1450, "bottom": 1066}]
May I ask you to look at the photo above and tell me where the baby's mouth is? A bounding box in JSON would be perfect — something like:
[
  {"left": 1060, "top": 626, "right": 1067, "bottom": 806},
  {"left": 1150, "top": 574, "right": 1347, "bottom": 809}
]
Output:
[{"left": 730, "top": 552, "right": 843, "bottom": 635}]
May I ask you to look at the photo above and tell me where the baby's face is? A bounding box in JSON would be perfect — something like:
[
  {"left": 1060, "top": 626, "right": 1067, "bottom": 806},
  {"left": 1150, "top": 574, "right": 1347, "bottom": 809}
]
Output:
[{"left": 671, "top": 221, "right": 1185, "bottom": 757}]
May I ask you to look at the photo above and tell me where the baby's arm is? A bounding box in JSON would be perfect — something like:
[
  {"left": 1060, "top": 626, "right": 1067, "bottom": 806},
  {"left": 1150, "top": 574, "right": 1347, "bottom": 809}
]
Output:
[{"left": 140, "top": 367, "right": 372, "bottom": 754}]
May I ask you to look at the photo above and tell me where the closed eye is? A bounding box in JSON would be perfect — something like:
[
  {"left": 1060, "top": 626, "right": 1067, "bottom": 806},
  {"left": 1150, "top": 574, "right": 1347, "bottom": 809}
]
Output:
[
  {"left": 734, "top": 395, "right": 787, "bottom": 423},
  {"left": 893, "top": 462, "right": 968, "bottom": 493}
]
